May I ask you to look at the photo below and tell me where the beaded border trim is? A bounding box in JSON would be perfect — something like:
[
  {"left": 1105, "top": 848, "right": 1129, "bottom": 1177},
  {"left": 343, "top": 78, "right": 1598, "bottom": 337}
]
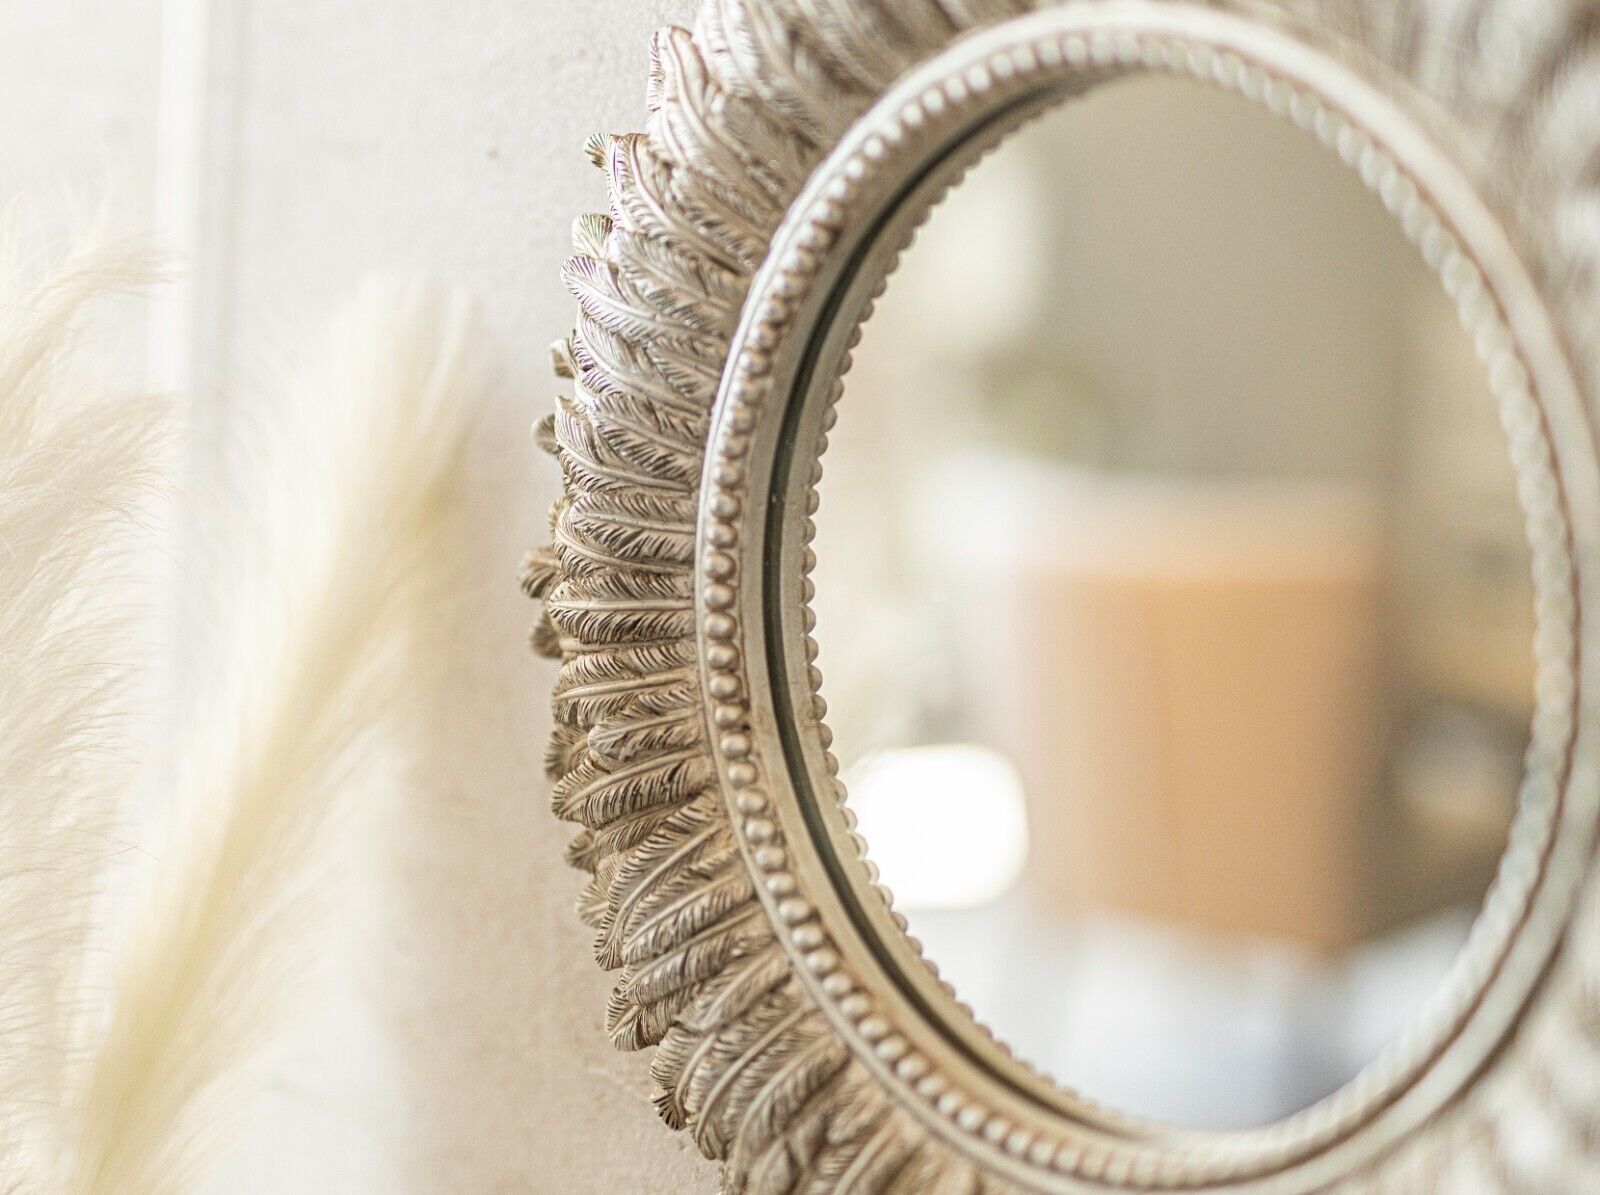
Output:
[
  {"left": 531, "top": 1, "right": 1600, "bottom": 1190},
  {"left": 698, "top": 6, "right": 1591, "bottom": 1190}
]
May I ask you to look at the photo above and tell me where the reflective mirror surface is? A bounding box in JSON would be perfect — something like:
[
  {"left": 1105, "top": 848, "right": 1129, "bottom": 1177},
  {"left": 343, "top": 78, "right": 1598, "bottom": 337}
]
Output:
[{"left": 810, "top": 77, "right": 1531, "bottom": 1131}]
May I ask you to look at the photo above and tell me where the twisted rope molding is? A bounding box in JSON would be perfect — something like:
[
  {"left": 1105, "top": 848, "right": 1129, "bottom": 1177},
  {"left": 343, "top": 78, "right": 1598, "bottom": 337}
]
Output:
[{"left": 526, "top": 2, "right": 1600, "bottom": 1190}]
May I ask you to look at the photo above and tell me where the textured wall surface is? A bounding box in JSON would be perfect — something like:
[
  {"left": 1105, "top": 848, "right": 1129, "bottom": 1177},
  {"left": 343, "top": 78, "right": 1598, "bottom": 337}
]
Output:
[
  {"left": 0, "top": 1, "right": 160, "bottom": 202},
  {"left": 13, "top": 1, "right": 716, "bottom": 1191},
  {"left": 188, "top": 1, "right": 717, "bottom": 1190}
]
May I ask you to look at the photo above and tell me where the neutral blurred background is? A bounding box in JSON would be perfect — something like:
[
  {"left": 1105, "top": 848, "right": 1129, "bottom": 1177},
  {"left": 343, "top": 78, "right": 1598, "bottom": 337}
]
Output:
[
  {"left": 814, "top": 77, "right": 1529, "bottom": 1130},
  {"left": 5, "top": 1, "right": 713, "bottom": 1191}
]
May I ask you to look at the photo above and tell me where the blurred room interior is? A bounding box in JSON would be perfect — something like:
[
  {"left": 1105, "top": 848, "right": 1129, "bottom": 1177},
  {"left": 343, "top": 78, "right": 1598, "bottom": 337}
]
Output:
[{"left": 811, "top": 73, "right": 1530, "bottom": 1132}]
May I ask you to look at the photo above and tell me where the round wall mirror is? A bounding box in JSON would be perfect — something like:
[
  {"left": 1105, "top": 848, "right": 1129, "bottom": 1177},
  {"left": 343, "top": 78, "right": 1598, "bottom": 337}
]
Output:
[
  {"left": 809, "top": 73, "right": 1529, "bottom": 1131},
  {"left": 536, "top": 3, "right": 1600, "bottom": 1188}
]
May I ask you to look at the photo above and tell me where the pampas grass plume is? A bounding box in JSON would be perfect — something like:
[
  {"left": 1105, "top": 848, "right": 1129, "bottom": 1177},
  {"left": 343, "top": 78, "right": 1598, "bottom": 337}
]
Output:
[
  {"left": 65, "top": 279, "right": 483, "bottom": 1194},
  {"left": 0, "top": 216, "right": 166, "bottom": 1193}
]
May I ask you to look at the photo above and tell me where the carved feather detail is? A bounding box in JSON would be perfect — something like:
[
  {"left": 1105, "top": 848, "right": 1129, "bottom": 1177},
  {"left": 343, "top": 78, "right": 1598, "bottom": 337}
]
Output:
[
  {"left": 528, "top": 1, "right": 1600, "bottom": 1191},
  {"left": 527, "top": 0, "right": 1090, "bottom": 1189},
  {"left": 560, "top": 490, "right": 697, "bottom": 569},
  {"left": 648, "top": 26, "right": 813, "bottom": 208},
  {"left": 529, "top": 0, "right": 914, "bottom": 1174}
]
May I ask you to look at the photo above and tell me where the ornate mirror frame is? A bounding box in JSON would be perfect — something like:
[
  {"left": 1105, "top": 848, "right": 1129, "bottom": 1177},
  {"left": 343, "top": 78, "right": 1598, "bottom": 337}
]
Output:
[{"left": 526, "top": 2, "right": 1600, "bottom": 1190}]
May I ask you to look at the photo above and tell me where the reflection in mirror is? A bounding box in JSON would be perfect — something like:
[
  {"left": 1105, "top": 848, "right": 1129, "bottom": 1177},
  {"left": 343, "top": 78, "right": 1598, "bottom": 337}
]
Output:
[{"left": 810, "top": 76, "right": 1531, "bottom": 1132}]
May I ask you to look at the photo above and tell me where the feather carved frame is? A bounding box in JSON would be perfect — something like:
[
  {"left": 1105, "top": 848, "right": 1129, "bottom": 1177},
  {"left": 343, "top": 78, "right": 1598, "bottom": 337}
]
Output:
[{"left": 527, "top": 1, "right": 1600, "bottom": 1190}]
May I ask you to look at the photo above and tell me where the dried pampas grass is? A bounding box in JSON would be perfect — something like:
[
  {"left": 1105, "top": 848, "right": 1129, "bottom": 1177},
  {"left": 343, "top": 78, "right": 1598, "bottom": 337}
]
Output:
[
  {"left": 0, "top": 221, "right": 166, "bottom": 1191},
  {"left": 63, "top": 280, "right": 483, "bottom": 1194}
]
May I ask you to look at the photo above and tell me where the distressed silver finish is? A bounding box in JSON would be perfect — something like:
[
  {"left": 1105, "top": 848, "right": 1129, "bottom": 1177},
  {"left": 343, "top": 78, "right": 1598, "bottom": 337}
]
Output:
[{"left": 527, "top": 2, "right": 1600, "bottom": 1190}]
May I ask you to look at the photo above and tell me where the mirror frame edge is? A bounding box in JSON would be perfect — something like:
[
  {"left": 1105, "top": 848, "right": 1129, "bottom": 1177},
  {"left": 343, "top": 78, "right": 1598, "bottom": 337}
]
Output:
[{"left": 528, "top": 2, "right": 1600, "bottom": 1191}]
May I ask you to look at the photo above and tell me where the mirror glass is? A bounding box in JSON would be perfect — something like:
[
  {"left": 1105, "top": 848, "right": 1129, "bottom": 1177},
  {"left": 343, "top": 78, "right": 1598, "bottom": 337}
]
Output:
[{"left": 809, "top": 76, "right": 1532, "bottom": 1131}]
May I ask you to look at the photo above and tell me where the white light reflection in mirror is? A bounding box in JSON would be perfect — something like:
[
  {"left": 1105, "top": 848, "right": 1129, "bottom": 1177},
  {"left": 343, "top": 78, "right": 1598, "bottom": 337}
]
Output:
[{"left": 811, "top": 75, "right": 1530, "bottom": 1132}]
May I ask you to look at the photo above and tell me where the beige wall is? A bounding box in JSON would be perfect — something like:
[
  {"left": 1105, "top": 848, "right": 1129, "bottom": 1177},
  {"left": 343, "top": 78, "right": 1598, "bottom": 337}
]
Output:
[
  {"left": 16, "top": 1, "right": 717, "bottom": 1191},
  {"left": 0, "top": 1, "right": 160, "bottom": 202},
  {"left": 195, "top": 1, "right": 716, "bottom": 1190}
]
